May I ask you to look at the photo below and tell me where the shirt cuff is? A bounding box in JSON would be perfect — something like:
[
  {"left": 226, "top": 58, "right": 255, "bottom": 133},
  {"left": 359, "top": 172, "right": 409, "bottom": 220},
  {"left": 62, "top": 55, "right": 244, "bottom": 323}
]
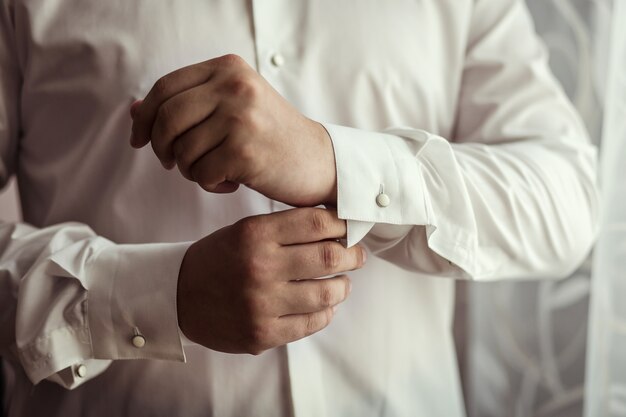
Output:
[
  {"left": 13, "top": 222, "right": 193, "bottom": 388},
  {"left": 85, "top": 241, "right": 192, "bottom": 362},
  {"left": 323, "top": 123, "right": 430, "bottom": 247}
]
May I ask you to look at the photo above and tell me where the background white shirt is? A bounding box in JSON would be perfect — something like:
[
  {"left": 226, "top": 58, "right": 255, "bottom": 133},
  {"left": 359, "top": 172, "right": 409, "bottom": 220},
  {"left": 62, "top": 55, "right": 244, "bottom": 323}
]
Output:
[{"left": 0, "top": 0, "right": 597, "bottom": 416}]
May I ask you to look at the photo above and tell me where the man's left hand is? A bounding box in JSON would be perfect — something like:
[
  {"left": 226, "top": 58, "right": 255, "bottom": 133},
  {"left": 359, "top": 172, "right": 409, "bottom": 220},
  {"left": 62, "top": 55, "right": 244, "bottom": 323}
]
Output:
[{"left": 130, "top": 54, "right": 337, "bottom": 207}]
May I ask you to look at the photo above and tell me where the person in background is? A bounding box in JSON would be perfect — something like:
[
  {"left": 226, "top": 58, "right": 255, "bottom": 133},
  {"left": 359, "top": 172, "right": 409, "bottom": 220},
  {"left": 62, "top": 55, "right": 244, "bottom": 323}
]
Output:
[{"left": 0, "top": 1, "right": 598, "bottom": 416}]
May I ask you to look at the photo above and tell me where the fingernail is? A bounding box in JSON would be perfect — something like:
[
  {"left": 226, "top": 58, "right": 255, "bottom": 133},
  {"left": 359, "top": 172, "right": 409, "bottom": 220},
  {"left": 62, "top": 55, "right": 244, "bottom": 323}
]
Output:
[
  {"left": 348, "top": 279, "right": 352, "bottom": 294},
  {"left": 361, "top": 247, "right": 367, "bottom": 264},
  {"left": 332, "top": 305, "right": 339, "bottom": 314}
]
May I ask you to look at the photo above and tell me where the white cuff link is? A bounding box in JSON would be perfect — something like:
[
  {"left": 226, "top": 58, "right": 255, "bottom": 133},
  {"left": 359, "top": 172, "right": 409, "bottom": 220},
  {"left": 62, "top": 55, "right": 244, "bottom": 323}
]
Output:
[
  {"left": 75, "top": 364, "right": 87, "bottom": 378},
  {"left": 132, "top": 327, "right": 146, "bottom": 348},
  {"left": 270, "top": 53, "right": 285, "bottom": 67},
  {"left": 376, "top": 184, "right": 390, "bottom": 207}
]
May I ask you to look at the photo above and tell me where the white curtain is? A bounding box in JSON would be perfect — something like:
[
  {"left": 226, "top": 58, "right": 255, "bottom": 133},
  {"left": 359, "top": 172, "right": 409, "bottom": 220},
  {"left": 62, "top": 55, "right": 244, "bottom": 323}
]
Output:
[
  {"left": 464, "top": 1, "right": 613, "bottom": 416},
  {"left": 585, "top": 0, "right": 626, "bottom": 415}
]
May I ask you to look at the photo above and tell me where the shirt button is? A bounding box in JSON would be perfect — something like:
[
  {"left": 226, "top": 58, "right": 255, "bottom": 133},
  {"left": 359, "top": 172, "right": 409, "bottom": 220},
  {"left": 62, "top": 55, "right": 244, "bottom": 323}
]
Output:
[
  {"left": 75, "top": 364, "right": 87, "bottom": 378},
  {"left": 132, "top": 334, "right": 146, "bottom": 348},
  {"left": 376, "top": 193, "right": 390, "bottom": 207},
  {"left": 270, "top": 53, "right": 285, "bottom": 68}
]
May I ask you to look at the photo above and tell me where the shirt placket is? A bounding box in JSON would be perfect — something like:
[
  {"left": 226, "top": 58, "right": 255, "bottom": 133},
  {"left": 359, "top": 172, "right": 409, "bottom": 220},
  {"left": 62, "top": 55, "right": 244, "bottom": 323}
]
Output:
[{"left": 250, "top": 2, "right": 327, "bottom": 417}]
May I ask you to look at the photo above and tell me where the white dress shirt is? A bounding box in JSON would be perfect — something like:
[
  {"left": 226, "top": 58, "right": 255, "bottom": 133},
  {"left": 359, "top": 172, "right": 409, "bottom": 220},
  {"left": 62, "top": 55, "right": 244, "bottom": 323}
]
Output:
[{"left": 0, "top": 0, "right": 597, "bottom": 416}]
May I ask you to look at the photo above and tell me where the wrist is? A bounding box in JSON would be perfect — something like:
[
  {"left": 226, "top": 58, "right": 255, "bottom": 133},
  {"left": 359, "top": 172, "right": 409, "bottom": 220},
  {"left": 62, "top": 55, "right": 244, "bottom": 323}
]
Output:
[
  {"left": 176, "top": 243, "right": 195, "bottom": 343},
  {"left": 313, "top": 121, "right": 338, "bottom": 206}
]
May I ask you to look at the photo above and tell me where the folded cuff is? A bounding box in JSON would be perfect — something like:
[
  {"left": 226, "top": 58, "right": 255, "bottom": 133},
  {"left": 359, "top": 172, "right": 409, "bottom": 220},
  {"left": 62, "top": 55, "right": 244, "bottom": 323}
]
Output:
[
  {"left": 86, "top": 241, "right": 192, "bottom": 362},
  {"left": 324, "top": 123, "right": 430, "bottom": 247}
]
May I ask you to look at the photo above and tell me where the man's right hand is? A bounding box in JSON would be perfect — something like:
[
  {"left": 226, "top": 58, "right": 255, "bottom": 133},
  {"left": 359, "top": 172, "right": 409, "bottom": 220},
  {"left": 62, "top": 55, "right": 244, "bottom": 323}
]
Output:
[{"left": 176, "top": 208, "right": 366, "bottom": 355}]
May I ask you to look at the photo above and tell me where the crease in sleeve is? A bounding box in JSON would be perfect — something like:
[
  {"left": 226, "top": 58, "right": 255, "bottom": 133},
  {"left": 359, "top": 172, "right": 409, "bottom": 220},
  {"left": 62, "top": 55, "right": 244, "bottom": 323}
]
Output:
[{"left": 18, "top": 325, "right": 92, "bottom": 385}]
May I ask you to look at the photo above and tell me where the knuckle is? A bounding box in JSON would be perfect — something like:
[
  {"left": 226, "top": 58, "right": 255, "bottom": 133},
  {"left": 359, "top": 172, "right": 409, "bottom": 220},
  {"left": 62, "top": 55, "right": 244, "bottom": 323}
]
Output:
[
  {"left": 304, "top": 311, "right": 330, "bottom": 336},
  {"left": 244, "top": 109, "right": 264, "bottom": 131},
  {"left": 190, "top": 163, "right": 207, "bottom": 186},
  {"left": 172, "top": 140, "right": 196, "bottom": 177},
  {"left": 225, "top": 114, "right": 246, "bottom": 134},
  {"left": 172, "top": 138, "right": 189, "bottom": 163},
  {"left": 155, "top": 103, "right": 176, "bottom": 139},
  {"left": 219, "top": 53, "right": 246, "bottom": 67},
  {"left": 317, "top": 283, "right": 335, "bottom": 308},
  {"left": 324, "top": 308, "right": 333, "bottom": 326},
  {"left": 304, "top": 314, "right": 317, "bottom": 336},
  {"left": 228, "top": 75, "right": 258, "bottom": 99},
  {"left": 350, "top": 247, "right": 364, "bottom": 270},
  {"left": 310, "top": 209, "right": 329, "bottom": 235},
  {"left": 176, "top": 164, "right": 192, "bottom": 181},
  {"left": 238, "top": 247, "right": 275, "bottom": 285},
  {"left": 343, "top": 277, "right": 351, "bottom": 298},
  {"left": 156, "top": 101, "right": 173, "bottom": 123},
  {"left": 172, "top": 139, "right": 185, "bottom": 160},
  {"left": 228, "top": 110, "right": 263, "bottom": 137},
  {"left": 225, "top": 112, "right": 242, "bottom": 125},
  {"left": 237, "top": 216, "right": 263, "bottom": 242},
  {"left": 320, "top": 243, "right": 342, "bottom": 271},
  {"left": 173, "top": 150, "right": 191, "bottom": 179},
  {"left": 153, "top": 76, "right": 170, "bottom": 97}
]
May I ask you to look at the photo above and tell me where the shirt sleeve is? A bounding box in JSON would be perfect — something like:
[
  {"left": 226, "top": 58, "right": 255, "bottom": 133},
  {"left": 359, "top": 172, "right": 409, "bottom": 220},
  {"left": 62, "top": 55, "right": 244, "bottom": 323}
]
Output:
[
  {"left": 0, "top": 2, "right": 189, "bottom": 390},
  {"left": 2, "top": 222, "right": 191, "bottom": 389},
  {"left": 325, "top": 0, "right": 598, "bottom": 281}
]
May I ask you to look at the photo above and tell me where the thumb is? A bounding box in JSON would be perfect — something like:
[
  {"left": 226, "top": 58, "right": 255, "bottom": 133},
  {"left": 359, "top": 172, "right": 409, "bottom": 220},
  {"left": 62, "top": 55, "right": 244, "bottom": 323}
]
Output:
[{"left": 130, "top": 99, "right": 143, "bottom": 119}]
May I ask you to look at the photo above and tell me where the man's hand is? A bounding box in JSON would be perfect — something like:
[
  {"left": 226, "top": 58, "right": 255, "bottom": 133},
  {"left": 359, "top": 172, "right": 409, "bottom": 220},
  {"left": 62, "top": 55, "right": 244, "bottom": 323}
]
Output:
[
  {"left": 130, "top": 54, "right": 337, "bottom": 207},
  {"left": 177, "top": 208, "right": 366, "bottom": 355}
]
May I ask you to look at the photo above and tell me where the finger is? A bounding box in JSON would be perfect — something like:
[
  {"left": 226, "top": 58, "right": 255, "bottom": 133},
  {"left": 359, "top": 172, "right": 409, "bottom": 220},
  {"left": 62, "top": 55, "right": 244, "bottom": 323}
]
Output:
[
  {"left": 212, "top": 181, "right": 240, "bottom": 193},
  {"left": 130, "top": 99, "right": 142, "bottom": 119},
  {"left": 265, "top": 208, "right": 347, "bottom": 245},
  {"left": 276, "top": 275, "right": 351, "bottom": 315},
  {"left": 189, "top": 141, "right": 245, "bottom": 193},
  {"left": 284, "top": 241, "right": 366, "bottom": 280},
  {"left": 275, "top": 307, "right": 335, "bottom": 344},
  {"left": 172, "top": 106, "right": 231, "bottom": 180},
  {"left": 150, "top": 82, "right": 220, "bottom": 168},
  {"left": 131, "top": 60, "right": 215, "bottom": 148},
  {"left": 129, "top": 100, "right": 143, "bottom": 145}
]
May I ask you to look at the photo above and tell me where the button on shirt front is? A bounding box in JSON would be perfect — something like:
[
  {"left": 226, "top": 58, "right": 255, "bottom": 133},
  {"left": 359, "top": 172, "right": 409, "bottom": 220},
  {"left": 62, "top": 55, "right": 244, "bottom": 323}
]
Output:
[
  {"left": 270, "top": 53, "right": 285, "bottom": 68},
  {"left": 0, "top": 1, "right": 597, "bottom": 417},
  {"left": 132, "top": 335, "right": 146, "bottom": 349}
]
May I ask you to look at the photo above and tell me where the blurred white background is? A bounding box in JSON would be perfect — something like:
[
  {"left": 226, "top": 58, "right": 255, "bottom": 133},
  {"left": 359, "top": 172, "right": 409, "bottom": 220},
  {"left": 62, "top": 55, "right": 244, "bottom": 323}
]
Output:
[{"left": 462, "top": 1, "right": 623, "bottom": 416}]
